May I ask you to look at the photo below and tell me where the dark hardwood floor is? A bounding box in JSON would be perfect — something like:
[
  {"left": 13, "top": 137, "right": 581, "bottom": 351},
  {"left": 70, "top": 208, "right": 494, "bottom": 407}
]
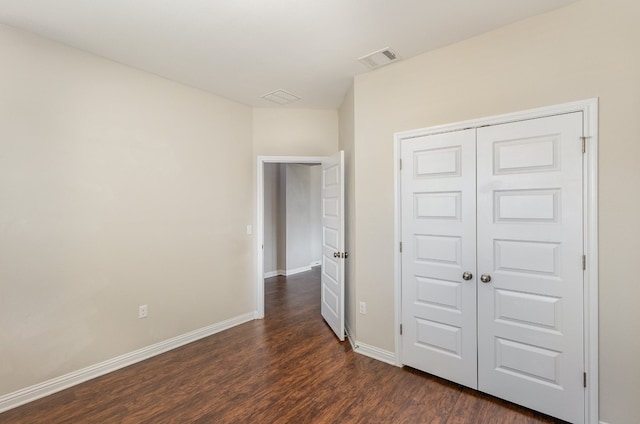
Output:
[{"left": 0, "top": 268, "right": 567, "bottom": 423}]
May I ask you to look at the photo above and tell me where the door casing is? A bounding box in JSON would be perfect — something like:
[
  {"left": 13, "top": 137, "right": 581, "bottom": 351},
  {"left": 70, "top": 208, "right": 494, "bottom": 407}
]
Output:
[{"left": 393, "top": 99, "right": 599, "bottom": 423}]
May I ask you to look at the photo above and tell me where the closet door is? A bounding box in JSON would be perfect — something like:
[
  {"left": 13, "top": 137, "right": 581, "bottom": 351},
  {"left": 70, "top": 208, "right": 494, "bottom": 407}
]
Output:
[
  {"left": 401, "top": 129, "right": 477, "bottom": 388},
  {"left": 476, "top": 113, "right": 585, "bottom": 423}
]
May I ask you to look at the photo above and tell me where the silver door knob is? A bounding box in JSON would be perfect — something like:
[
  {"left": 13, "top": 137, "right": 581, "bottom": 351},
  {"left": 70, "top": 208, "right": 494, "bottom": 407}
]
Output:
[
  {"left": 462, "top": 272, "right": 473, "bottom": 281},
  {"left": 480, "top": 274, "right": 492, "bottom": 283}
]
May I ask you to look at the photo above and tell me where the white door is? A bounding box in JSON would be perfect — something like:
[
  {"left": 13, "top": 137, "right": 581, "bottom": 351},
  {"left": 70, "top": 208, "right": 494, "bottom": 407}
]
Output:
[
  {"left": 321, "top": 151, "right": 345, "bottom": 341},
  {"left": 476, "top": 113, "right": 585, "bottom": 423},
  {"left": 401, "top": 129, "right": 478, "bottom": 388},
  {"left": 400, "top": 112, "right": 585, "bottom": 423}
]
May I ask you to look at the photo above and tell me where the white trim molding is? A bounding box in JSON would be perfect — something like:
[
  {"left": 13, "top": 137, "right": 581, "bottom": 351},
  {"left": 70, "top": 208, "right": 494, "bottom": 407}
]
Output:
[
  {"left": 285, "top": 266, "right": 312, "bottom": 276},
  {"left": 263, "top": 270, "right": 282, "bottom": 279},
  {"left": 393, "top": 98, "right": 599, "bottom": 423},
  {"left": 354, "top": 342, "right": 398, "bottom": 366},
  {"left": 0, "top": 312, "right": 255, "bottom": 413},
  {"left": 264, "top": 262, "right": 320, "bottom": 279}
]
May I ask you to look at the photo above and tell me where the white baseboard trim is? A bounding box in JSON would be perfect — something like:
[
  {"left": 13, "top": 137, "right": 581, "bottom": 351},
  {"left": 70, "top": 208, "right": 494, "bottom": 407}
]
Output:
[
  {"left": 285, "top": 266, "right": 311, "bottom": 276},
  {"left": 264, "top": 265, "right": 318, "bottom": 279},
  {"left": 263, "top": 270, "right": 282, "bottom": 278},
  {"left": 0, "top": 311, "right": 256, "bottom": 413},
  {"left": 599, "top": 421, "right": 609, "bottom": 424},
  {"left": 354, "top": 341, "right": 398, "bottom": 366}
]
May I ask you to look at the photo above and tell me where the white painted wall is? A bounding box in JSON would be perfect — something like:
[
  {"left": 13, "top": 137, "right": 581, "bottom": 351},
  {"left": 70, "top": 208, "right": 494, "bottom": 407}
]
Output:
[
  {"left": 253, "top": 109, "right": 339, "bottom": 157},
  {"left": 0, "top": 24, "right": 340, "bottom": 407},
  {"left": 0, "top": 24, "right": 254, "bottom": 397}
]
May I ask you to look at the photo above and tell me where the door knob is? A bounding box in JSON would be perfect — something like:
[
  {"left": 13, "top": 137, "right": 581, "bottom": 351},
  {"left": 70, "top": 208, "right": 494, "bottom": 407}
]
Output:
[
  {"left": 480, "top": 274, "right": 492, "bottom": 283},
  {"left": 462, "top": 272, "right": 473, "bottom": 281},
  {"left": 333, "top": 252, "right": 339, "bottom": 258}
]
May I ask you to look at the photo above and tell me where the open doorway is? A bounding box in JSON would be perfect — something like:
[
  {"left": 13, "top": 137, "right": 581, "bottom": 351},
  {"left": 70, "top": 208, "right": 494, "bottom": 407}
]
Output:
[
  {"left": 255, "top": 156, "right": 326, "bottom": 319},
  {"left": 263, "top": 162, "right": 322, "bottom": 280},
  {"left": 256, "top": 154, "right": 346, "bottom": 341}
]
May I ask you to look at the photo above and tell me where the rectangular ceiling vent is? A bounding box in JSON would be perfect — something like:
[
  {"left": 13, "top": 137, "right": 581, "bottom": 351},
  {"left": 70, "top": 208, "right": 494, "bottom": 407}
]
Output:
[
  {"left": 358, "top": 47, "right": 400, "bottom": 70},
  {"left": 261, "top": 89, "right": 301, "bottom": 105}
]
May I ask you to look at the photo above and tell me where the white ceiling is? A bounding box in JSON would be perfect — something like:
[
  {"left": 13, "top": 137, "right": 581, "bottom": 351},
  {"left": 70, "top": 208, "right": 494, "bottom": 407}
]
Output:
[{"left": 0, "top": 0, "right": 578, "bottom": 108}]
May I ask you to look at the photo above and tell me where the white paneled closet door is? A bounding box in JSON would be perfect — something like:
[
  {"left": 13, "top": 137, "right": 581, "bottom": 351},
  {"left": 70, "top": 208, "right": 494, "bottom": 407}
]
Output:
[
  {"left": 476, "top": 113, "right": 585, "bottom": 424},
  {"left": 400, "top": 112, "right": 585, "bottom": 423},
  {"left": 401, "top": 129, "right": 478, "bottom": 389}
]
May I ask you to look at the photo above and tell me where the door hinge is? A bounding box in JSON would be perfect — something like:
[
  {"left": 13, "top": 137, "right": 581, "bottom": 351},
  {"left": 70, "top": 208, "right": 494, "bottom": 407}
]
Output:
[
  {"left": 399, "top": 159, "right": 403, "bottom": 170},
  {"left": 582, "top": 255, "right": 586, "bottom": 270},
  {"left": 584, "top": 372, "right": 587, "bottom": 388},
  {"left": 580, "top": 136, "right": 591, "bottom": 153},
  {"left": 399, "top": 242, "right": 403, "bottom": 253},
  {"left": 400, "top": 324, "right": 403, "bottom": 335}
]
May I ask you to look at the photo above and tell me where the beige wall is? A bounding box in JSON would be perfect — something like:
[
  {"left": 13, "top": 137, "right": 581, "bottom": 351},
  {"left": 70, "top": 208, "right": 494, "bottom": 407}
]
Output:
[
  {"left": 0, "top": 25, "right": 254, "bottom": 396},
  {"left": 253, "top": 108, "right": 338, "bottom": 157},
  {"left": 351, "top": 0, "right": 640, "bottom": 422},
  {"left": 338, "top": 87, "right": 356, "bottom": 337}
]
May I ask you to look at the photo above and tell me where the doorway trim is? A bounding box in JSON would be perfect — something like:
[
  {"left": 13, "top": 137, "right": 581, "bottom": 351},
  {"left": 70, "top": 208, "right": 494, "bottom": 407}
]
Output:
[
  {"left": 255, "top": 155, "right": 326, "bottom": 319},
  {"left": 393, "top": 98, "right": 599, "bottom": 423}
]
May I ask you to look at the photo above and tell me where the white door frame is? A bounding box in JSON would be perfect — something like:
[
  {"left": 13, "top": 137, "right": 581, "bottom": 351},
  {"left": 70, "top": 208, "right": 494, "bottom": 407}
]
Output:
[
  {"left": 393, "top": 98, "right": 599, "bottom": 423},
  {"left": 255, "top": 155, "right": 326, "bottom": 319}
]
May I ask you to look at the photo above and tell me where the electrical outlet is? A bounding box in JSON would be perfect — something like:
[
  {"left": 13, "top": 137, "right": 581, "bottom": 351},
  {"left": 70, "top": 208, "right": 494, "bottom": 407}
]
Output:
[
  {"left": 359, "top": 301, "right": 367, "bottom": 314},
  {"left": 139, "top": 304, "right": 148, "bottom": 319}
]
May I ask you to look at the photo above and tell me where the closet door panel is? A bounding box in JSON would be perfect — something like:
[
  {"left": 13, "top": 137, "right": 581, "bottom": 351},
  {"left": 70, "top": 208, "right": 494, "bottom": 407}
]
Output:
[
  {"left": 401, "top": 129, "right": 477, "bottom": 389},
  {"left": 476, "top": 112, "right": 585, "bottom": 424}
]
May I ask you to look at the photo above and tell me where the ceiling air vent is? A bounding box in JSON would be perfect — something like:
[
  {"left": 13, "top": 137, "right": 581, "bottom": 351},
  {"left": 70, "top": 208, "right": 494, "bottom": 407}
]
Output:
[
  {"left": 358, "top": 47, "right": 400, "bottom": 70},
  {"left": 261, "top": 89, "right": 301, "bottom": 105}
]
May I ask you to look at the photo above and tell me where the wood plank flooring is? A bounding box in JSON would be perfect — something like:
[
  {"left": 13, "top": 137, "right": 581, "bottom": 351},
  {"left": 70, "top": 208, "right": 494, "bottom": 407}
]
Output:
[{"left": 0, "top": 268, "right": 568, "bottom": 423}]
